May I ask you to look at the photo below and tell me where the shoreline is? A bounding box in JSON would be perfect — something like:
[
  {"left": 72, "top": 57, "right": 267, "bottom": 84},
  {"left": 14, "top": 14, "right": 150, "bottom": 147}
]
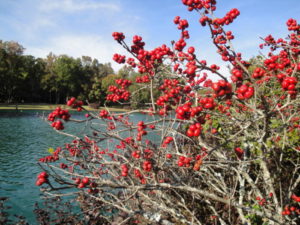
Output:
[{"left": 0, "top": 104, "right": 129, "bottom": 112}]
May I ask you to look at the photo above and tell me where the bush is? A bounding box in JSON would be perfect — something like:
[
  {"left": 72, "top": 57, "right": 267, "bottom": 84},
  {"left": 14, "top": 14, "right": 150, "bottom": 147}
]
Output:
[{"left": 37, "top": 1, "right": 300, "bottom": 224}]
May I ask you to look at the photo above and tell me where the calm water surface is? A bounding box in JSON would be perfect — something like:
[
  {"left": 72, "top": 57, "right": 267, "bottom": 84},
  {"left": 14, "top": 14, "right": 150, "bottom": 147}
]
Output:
[{"left": 0, "top": 109, "right": 153, "bottom": 224}]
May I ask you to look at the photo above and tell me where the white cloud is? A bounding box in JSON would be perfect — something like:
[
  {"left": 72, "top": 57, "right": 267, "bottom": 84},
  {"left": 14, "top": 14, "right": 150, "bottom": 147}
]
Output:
[
  {"left": 25, "top": 34, "right": 127, "bottom": 71},
  {"left": 39, "top": 0, "right": 121, "bottom": 13}
]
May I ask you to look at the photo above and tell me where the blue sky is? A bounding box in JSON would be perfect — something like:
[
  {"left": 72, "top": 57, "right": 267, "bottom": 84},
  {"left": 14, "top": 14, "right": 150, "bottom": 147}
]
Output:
[{"left": 0, "top": 0, "right": 299, "bottom": 74}]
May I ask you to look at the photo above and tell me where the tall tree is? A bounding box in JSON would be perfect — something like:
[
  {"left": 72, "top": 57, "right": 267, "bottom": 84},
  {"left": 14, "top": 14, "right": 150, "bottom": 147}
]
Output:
[{"left": 0, "top": 40, "right": 25, "bottom": 102}]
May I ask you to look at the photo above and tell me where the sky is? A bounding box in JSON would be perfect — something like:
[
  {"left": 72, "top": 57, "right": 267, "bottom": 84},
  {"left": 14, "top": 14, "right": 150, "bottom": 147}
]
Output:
[{"left": 0, "top": 0, "right": 299, "bottom": 75}]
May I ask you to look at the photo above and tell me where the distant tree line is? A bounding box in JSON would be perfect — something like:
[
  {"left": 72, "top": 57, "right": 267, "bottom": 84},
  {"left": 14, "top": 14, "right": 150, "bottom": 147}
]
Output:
[{"left": 0, "top": 40, "right": 149, "bottom": 107}]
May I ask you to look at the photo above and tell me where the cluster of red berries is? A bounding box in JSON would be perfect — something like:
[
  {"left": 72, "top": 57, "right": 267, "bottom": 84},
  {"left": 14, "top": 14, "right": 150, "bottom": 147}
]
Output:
[
  {"left": 99, "top": 109, "right": 109, "bottom": 118},
  {"left": 136, "top": 75, "right": 150, "bottom": 83},
  {"left": 199, "top": 16, "right": 210, "bottom": 26},
  {"left": 252, "top": 68, "right": 266, "bottom": 79},
  {"left": 213, "top": 8, "right": 240, "bottom": 26},
  {"left": 51, "top": 120, "right": 64, "bottom": 130},
  {"left": 236, "top": 84, "right": 254, "bottom": 100},
  {"left": 134, "top": 169, "right": 146, "bottom": 184},
  {"left": 231, "top": 68, "right": 243, "bottom": 82},
  {"left": 225, "top": 31, "right": 234, "bottom": 40},
  {"left": 199, "top": 97, "right": 216, "bottom": 109},
  {"left": 48, "top": 107, "right": 71, "bottom": 122},
  {"left": 142, "top": 160, "right": 152, "bottom": 172},
  {"left": 176, "top": 103, "right": 192, "bottom": 120},
  {"left": 36, "top": 172, "right": 48, "bottom": 186},
  {"left": 121, "top": 164, "right": 129, "bottom": 177},
  {"left": 107, "top": 85, "right": 130, "bottom": 102},
  {"left": 186, "top": 123, "right": 202, "bottom": 137},
  {"left": 281, "top": 76, "right": 298, "bottom": 94},
  {"left": 136, "top": 121, "right": 147, "bottom": 141},
  {"left": 156, "top": 79, "right": 182, "bottom": 106},
  {"left": 286, "top": 18, "right": 299, "bottom": 31},
  {"left": 282, "top": 204, "right": 300, "bottom": 216},
  {"left": 112, "top": 32, "right": 125, "bottom": 41},
  {"left": 181, "top": 0, "right": 217, "bottom": 12},
  {"left": 131, "top": 35, "right": 145, "bottom": 54},
  {"left": 75, "top": 177, "right": 90, "bottom": 188},
  {"left": 67, "top": 97, "right": 83, "bottom": 110},
  {"left": 173, "top": 16, "right": 189, "bottom": 30},
  {"left": 126, "top": 57, "right": 136, "bottom": 67},
  {"left": 177, "top": 156, "right": 192, "bottom": 167},
  {"left": 48, "top": 107, "right": 71, "bottom": 130},
  {"left": 213, "top": 35, "right": 227, "bottom": 45},
  {"left": 39, "top": 148, "right": 61, "bottom": 163},
  {"left": 176, "top": 103, "right": 203, "bottom": 120},
  {"left": 175, "top": 38, "right": 187, "bottom": 51},
  {"left": 211, "top": 80, "right": 232, "bottom": 97},
  {"left": 255, "top": 196, "right": 268, "bottom": 206},
  {"left": 184, "top": 61, "right": 197, "bottom": 80},
  {"left": 264, "top": 55, "right": 279, "bottom": 70},
  {"left": 113, "top": 53, "right": 126, "bottom": 64},
  {"left": 115, "top": 79, "right": 132, "bottom": 88},
  {"left": 162, "top": 136, "right": 173, "bottom": 147},
  {"left": 131, "top": 150, "right": 141, "bottom": 159}
]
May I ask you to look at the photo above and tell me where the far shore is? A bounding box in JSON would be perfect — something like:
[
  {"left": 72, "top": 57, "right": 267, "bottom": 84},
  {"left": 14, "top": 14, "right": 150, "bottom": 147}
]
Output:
[{"left": 0, "top": 104, "right": 129, "bottom": 112}]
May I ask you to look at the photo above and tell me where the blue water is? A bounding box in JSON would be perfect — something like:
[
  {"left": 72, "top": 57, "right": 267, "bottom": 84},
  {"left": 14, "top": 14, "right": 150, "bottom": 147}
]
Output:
[
  {"left": 0, "top": 110, "right": 94, "bottom": 224},
  {"left": 0, "top": 109, "right": 160, "bottom": 224}
]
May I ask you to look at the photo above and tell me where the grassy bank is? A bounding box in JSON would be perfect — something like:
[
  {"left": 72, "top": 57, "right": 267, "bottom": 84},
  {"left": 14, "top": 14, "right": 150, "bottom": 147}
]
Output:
[{"left": 0, "top": 104, "right": 129, "bottom": 112}]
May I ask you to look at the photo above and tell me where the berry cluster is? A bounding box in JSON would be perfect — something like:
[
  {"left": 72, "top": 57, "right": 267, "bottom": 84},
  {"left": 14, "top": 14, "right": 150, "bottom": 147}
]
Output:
[
  {"left": 213, "top": 8, "right": 240, "bottom": 26},
  {"left": 112, "top": 32, "right": 125, "bottom": 41},
  {"left": 181, "top": 0, "right": 217, "bottom": 12},
  {"left": 131, "top": 35, "right": 145, "bottom": 54},
  {"left": 99, "top": 109, "right": 109, "bottom": 118},
  {"left": 175, "top": 38, "right": 187, "bottom": 51},
  {"left": 126, "top": 57, "right": 136, "bottom": 67},
  {"left": 236, "top": 84, "right": 254, "bottom": 100},
  {"left": 231, "top": 68, "right": 243, "bottom": 82},
  {"left": 121, "top": 164, "right": 129, "bottom": 177},
  {"left": 156, "top": 79, "right": 182, "bottom": 107},
  {"left": 51, "top": 120, "right": 64, "bottom": 130},
  {"left": 173, "top": 16, "right": 189, "bottom": 30},
  {"left": 176, "top": 103, "right": 203, "bottom": 120},
  {"left": 162, "top": 136, "right": 173, "bottom": 147},
  {"left": 67, "top": 97, "right": 83, "bottom": 110},
  {"left": 199, "top": 97, "right": 216, "bottom": 109},
  {"left": 136, "top": 121, "right": 147, "bottom": 141},
  {"left": 75, "top": 177, "right": 90, "bottom": 189},
  {"left": 35, "top": 172, "right": 48, "bottom": 186},
  {"left": 39, "top": 148, "right": 61, "bottom": 163},
  {"left": 131, "top": 150, "right": 141, "bottom": 159},
  {"left": 113, "top": 53, "right": 126, "bottom": 64},
  {"left": 107, "top": 85, "right": 130, "bottom": 102},
  {"left": 142, "top": 160, "right": 152, "bottom": 172},
  {"left": 211, "top": 80, "right": 232, "bottom": 97},
  {"left": 252, "top": 67, "right": 266, "bottom": 79},
  {"left": 281, "top": 76, "right": 298, "bottom": 94},
  {"left": 48, "top": 107, "right": 71, "bottom": 122},
  {"left": 186, "top": 123, "right": 202, "bottom": 137},
  {"left": 286, "top": 18, "right": 300, "bottom": 31},
  {"left": 115, "top": 78, "right": 132, "bottom": 88},
  {"left": 136, "top": 75, "right": 150, "bottom": 83},
  {"left": 177, "top": 156, "right": 192, "bottom": 167}
]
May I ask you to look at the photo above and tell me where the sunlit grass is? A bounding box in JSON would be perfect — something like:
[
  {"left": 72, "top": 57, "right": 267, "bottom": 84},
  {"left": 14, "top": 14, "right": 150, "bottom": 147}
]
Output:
[{"left": 0, "top": 104, "right": 128, "bottom": 112}]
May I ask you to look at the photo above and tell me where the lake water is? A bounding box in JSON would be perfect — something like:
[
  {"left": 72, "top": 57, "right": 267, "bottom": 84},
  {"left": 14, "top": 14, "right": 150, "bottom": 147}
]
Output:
[
  {"left": 0, "top": 110, "right": 74, "bottom": 224},
  {"left": 0, "top": 109, "right": 158, "bottom": 224}
]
